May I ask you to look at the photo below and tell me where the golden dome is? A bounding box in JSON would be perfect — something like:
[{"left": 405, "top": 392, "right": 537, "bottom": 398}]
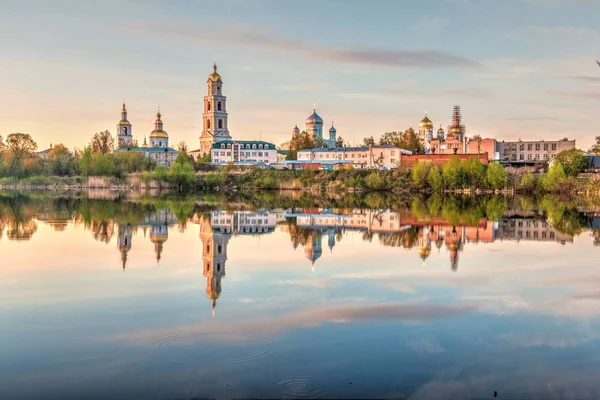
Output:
[
  {"left": 449, "top": 125, "right": 462, "bottom": 136},
  {"left": 119, "top": 119, "right": 130, "bottom": 125},
  {"left": 150, "top": 234, "right": 168, "bottom": 243},
  {"left": 419, "top": 114, "right": 433, "bottom": 128},
  {"left": 437, "top": 125, "right": 445, "bottom": 134},
  {"left": 209, "top": 62, "right": 222, "bottom": 82},
  {"left": 207, "top": 289, "right": 221, "bottom": 300},
  {"left": 149, "top": 130, "right": 169, "bottom": 138},
  {"left": 418, "top": 246, "right": 431, "bottom": 260}
]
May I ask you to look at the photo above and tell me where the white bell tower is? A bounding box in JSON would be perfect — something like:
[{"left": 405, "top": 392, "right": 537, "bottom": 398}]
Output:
[
  {"left": 117, "top": 102, "right": 133, "bottom": 148},
  {"left": 199, "top": 63, "right": 232, "bottom": 155}
]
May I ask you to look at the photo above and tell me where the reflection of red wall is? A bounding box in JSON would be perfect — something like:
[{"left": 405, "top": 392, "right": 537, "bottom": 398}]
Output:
[{"left": 401, "top": 153, "right": 488, "bottom": 168}]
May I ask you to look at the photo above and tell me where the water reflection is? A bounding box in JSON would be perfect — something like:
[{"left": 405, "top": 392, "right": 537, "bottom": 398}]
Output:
[{"left": 3, "top": 191, "right": 600, "bottom": 399}]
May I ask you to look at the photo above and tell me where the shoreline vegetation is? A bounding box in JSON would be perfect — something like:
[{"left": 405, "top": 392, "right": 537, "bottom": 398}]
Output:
[
  {"left": 0, "top": 132, "right": 598, "bottom": 195},
  {"left": 1, "top": 162, "right": 600, "bottom": 196}
]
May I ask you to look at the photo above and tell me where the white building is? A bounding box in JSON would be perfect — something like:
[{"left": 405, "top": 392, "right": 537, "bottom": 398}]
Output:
[
  {"left": 297, "top": 145, "right": 410, "bottom": 169},
  {"left": 211, "top": 140, "right": 277, "bottom": 164},
  {"left": 210, "top": 210, "right": 277, "bottom": 235}
]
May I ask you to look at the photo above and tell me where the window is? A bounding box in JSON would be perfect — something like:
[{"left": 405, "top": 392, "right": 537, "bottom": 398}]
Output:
[
  {"left": 221, "top": 144, "right": 225, "bottom": 149},
  {"left": 218, "top": 119, "right": 223, "bottom": 129},
  {"left": 217, "top": 101, "right": 222, "bottom": 111},
  {"left": 217, "top": 264, "right": 221, "bottom": 272},
  {"left": 246, "top": 144, "right": 250, "bottom": 149},
  {"left": 159, "top": 141, "right": 162, "bottom": 147},
  {"left": 551, "top": 143, "right": 557, "bottom": 150},
  {"left": 544, "top": 143, "right": 548, "bottom": 150},
  {"left": 227, "top": 143, "right": 231, "bottom": 148},
  {"left": 252, "top": 144, "right": 257, "bottom": 149},
  {"left": 207, "top": 102, "right": 211, "bottom": 111},
  {"left": 206, "top": 263, "right": 210, "bottom": 272},
  {"left": 217, "top": 245, "right": 222, "bottom": 254},
  {"left": 550, "top": 232, "right": 555, "bottom": 239},
  {"left": 544, "top": 154, "right": 549, "bottom": 160},
  {"left": 519, "top": 154, "right": 524, "bottom": 160},
  {"left": 535, "top": 154, "right": 540, "bottom": 160},
  {"left": 258, "top": 151, "right": 263, "bottom": 157},
  {"left": 391, "top": 159, "right": 396, "bottom": 164},
  {"left": 252, "top": 152, "right": 257, "bottom": 156},
  {"left": 226, "top": 151, "right": 231, "bottom": 156},
  {"left": 542, "top": 232, "right": 547, "bottom": 239},
  {"left": 520, "top": 144, "right": 525, "bottom": 151},
  {"left": 217, "top": 87, "right": 221, "bottom": 94},
  {"left": 535, "top": 143, "right": 540, "bottom": 150},
  {"left": 207, "top": 120, "right": 211, "bottom": 129},
  {"left": 527, "top": 154, "right": 532, "bottom": 160},
  {"left": 258, "top": 144, "right": 263, "bottom": 149},
  {"left": 527, "top": 144, "right": 532, "bottom": 151}
]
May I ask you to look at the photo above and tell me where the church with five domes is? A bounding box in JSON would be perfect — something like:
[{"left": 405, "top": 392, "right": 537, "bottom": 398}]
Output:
[{"left": 293, "top": 108, "right": 338, "bottom": 149}]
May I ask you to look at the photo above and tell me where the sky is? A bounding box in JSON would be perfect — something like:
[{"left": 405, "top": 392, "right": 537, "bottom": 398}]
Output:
[{"left": 1, "top": 0, "right": 599, "bottom": 151}]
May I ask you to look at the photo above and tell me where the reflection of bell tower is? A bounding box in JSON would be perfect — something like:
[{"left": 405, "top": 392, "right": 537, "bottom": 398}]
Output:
[
  {"left": 117, "top": 224, "right": 133, "bottom": 270},
  {"left": 200, "top": 216, "right": 230, "bottom": 316},
  {"left": 304, "top": 231, "right": 323, "bottom": 272},
  {"left": 417, "top": 226, "right": 432, "bottom": 265},
  {"left": 445, "top": 226, "right": 463, "bottom": 272}
]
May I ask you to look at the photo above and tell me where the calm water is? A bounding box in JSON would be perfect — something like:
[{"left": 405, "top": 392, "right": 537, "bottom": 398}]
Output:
[{"left": 2, "top": 191, "right": 600, "bottom": 400}]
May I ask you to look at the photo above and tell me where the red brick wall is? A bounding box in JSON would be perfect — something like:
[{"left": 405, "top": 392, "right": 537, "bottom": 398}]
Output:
[{"left": 401, "top": 153, "right": 488, "bottom": 168}]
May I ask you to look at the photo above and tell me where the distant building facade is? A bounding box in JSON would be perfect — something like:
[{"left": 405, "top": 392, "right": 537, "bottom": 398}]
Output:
[
  {"left": 297, "top": 145, "right": 410, "bottom": 169},
  {"left": 400, "top": 153, "right": 488, "bottom": 168},
  {"left": 497, "top": 138, "right": 576, "bottom": 165},
  {"left": 210, "top": 140, "right": 277, "bottom": 164}
]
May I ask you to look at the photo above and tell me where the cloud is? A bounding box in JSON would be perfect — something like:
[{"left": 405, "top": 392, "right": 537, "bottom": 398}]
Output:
[
  {"left": 572, "top": 75, "right": 600, "bottom": 84},
  {"left": 131, "top": 24, "right": 481, "bottom": 69},
  {"left": 506, "top": 116, "right": 560, "bottom": 121},
  {"left": 108, "top": 302, "right": 477, "bottom": 343},
  {"left": 523, "top": 25, "right": 600, "bottom": 41},
  {"left": 547, "top": 89, "right": 600, "bottom": 100}
]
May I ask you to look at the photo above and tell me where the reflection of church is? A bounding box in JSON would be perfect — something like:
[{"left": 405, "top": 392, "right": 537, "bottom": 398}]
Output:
[
  {"left": 116, "top": 208, "right": 177, "bottom": 270},
  {"left": 200, "top": 216, "right": 229, "bottom": 317},
  {"left": 196, "top": 210, "right": 277, "bottom": 315}
]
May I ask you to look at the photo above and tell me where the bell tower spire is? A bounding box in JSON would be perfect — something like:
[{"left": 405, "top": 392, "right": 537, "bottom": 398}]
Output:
[
  {"left": 200, "top": 63, "right": 232, "bottom": 156},
  {"left": 117, "top": 102, "right": 133, "bottom": 148}
]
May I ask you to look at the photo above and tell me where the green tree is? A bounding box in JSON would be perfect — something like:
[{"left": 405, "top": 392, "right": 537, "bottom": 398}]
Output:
[
  {"left": 6, "top": 133, "right": 38, "bottom": 176},
  {"left": 463, "top": 157, "right": 486, "bottom": 188},
  {"left": 486, "top": 162, "right": 507, "bottom": 189},
  {"left": 47, "top": 143, "right": 75, "bottom": 176},
  {"left": 541, "top": 161, "right": 567, "bottom": 191},
  {"left": 335, "top": 136, "right": 344, "bottom": 148},
  {"left": 589, "top": 136, "right": 600, "bottom": 155},
  {"left": 411, "top": 161, "right": 429, "bottom": 189},
  {"left": 427, "top": 165, "right": 444, "bottom": 190},
  {"left": 79, "top": 147, "right": 92, "bottom": 177},
  {"left": 519, "top": 173, "right": 537, "bottom": 193},
  {"left": 442, "top": 157, "right": 462, "bottom": 188},
  {"left": 90, "top": 130, "right": 115, "bottom": 154},
  {"left": 552, "top": 148, "right": 588, "bottom": 177}
]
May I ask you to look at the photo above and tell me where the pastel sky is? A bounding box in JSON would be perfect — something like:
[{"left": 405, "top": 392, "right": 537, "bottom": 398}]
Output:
[{"left": 1, "top": 0, "right": 599, "bottom": 151}]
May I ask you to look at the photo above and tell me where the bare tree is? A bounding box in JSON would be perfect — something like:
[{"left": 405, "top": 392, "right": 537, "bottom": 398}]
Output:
[
  {"left": 90, "top": 130, "right": 115, "bottom": 154},
  {"left": 6, "top": 133, "right": 38, "bottom": 175}
]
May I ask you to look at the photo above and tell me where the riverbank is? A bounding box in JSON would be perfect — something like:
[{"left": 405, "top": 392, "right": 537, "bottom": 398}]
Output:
[{"left": 0, "top": 167, "right": 597, "bottom": 195}]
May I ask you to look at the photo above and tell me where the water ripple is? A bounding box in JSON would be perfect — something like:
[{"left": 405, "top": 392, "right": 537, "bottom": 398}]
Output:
[
  {"left": 155, "top": 331, "right": 272, "bottom": 364},
  {"left": 276, "top": 377, "right": 328, "bottom": 398}
]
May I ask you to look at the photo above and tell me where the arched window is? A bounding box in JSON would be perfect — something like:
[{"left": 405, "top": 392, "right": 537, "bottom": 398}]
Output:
[
  {"left": 221, "top": 143, "right": 225, "bottom": 149},
  {"left": 246, "top": 144, "right": 250, "bottom": 149},
  {"left": 218, "top": 119, "right": 223, "bottom": 129},
  {"left": 159, "top": 141, "right": 162, "bottom": 147},
  {"left": 218, "top": 245, "right": 222, "bottom": 254},
  {"left": 252, "top": 144, "right": 257, "bottom": 149},
  {"left": 207, "top": 102, "right": 211, "bottom": 111},
  {"left": 227, "top": 143, "right": 231, "bottom": 148},
  {"left": 207, "top": 119, "right": 211, "bottom": 129},
  {"left": 217, "top": 101, "right": 222, "bottom": 111},
  {"left": 258, "top": 144, "right": 263, "bottom": 149},
  {"left": 206, "top": 263, "right": 211, "bottom": 272},
  {"left": 217, "top": 86, "right": 221, "bottom": 94},
  {"left": 217, "top": 264, "right": 221, "bottom": 272}
]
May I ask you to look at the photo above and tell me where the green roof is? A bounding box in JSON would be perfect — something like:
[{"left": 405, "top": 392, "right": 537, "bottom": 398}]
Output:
[
  {"left": 212, "top": 140, "right": 276, "bottom": 150},
  {"left": 115, "top": 146, "right": 178, "bottom": 154}
]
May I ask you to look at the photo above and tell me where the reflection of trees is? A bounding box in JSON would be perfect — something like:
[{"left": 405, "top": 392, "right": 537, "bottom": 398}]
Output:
[
  {"left": 86, "top": 220, "right": 115, "bottom": 243},
  {"left": 592, "top": 230, "right": 600, "bottom": 246},
  {"left": 378, "top": 227, "right": 421, "bottom": 249},
  {"left": 540, "top": 197, "right": 588, "bottom": 237}
]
